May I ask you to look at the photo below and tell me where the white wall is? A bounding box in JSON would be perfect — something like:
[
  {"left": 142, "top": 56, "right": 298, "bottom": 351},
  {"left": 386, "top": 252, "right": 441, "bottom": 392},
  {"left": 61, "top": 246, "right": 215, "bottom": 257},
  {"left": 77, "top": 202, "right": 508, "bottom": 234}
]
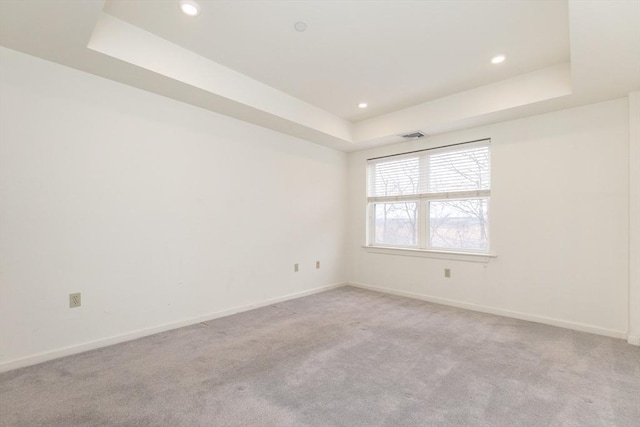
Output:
[
  {"left": 348, "top": 98, "right": 631, "bottom": 338},
  {"left": 0, "top": 47, "right": 347, "bottom": 370},
  {"left": 0, "top": 46, "right": 636, "bottom": 373}
]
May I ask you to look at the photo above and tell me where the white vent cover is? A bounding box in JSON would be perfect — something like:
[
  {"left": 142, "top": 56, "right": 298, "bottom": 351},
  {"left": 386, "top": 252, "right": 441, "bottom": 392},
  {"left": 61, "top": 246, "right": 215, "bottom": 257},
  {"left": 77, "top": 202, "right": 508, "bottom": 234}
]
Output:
[{"left": 400, "top": 130, "right": 428, "bottom": 139}]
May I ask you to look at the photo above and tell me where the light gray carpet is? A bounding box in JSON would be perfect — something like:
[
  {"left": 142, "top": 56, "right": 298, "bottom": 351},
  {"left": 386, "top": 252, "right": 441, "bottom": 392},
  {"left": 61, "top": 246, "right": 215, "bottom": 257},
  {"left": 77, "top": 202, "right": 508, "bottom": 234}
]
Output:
[{"left": 1, "top": 286, "right": 639, "bottom": 426}]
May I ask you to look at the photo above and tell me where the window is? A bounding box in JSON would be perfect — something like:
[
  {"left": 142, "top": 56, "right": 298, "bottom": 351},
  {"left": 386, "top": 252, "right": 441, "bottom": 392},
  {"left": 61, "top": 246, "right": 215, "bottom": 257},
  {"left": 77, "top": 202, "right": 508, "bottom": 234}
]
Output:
[{"left": 367, "top": 140, "right": 490, "bottom": 252}]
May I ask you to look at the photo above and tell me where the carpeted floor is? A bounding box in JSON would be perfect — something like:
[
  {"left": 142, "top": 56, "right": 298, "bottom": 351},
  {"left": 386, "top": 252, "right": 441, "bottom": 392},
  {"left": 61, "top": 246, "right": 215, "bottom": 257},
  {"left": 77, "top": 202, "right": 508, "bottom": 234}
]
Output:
[{"left": 1, "top": 286, "right": 639, "bottom": 426}]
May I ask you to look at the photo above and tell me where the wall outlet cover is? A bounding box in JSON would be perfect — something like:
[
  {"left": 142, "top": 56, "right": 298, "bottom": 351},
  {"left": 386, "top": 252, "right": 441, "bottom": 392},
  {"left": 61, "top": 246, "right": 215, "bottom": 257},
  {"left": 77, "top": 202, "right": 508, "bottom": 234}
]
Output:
[{"left": 69, "top": 292, "right": 81, "bottom": 308}]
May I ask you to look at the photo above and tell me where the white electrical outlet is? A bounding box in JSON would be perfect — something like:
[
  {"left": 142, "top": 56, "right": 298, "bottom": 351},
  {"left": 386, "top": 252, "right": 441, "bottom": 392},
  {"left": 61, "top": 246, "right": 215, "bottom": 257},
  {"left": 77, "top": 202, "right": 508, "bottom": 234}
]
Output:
[{"left": 69, "top": 292, "right": 81, "bottom": 308}]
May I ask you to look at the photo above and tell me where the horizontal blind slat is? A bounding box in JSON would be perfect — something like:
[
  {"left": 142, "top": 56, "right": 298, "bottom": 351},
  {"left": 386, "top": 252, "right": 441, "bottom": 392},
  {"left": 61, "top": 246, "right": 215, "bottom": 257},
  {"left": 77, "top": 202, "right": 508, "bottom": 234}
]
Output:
[
  {"left": 367, "top": 142, "right": 490, "bottom": 198},
  {"left": 368, "top": 190, "right": 490, "bottom": 203}
]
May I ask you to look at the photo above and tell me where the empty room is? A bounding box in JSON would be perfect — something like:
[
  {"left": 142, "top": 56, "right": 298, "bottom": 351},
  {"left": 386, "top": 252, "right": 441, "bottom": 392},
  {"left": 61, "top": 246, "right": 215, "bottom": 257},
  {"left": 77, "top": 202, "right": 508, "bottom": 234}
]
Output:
[{"left": 1, "top": 0, "right": 639, "bottom": 425}]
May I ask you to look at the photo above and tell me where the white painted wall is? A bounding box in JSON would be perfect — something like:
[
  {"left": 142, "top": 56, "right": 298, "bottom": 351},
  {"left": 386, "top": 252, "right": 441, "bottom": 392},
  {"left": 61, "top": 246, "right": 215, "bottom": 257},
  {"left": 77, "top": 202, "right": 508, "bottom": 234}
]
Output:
[
  {"left": 0, "top": 46, "right": 636, "bottom": 373},
  {"left": 348, "top": 98, "right": 631, "bottom": 338},
  {"left": 0, "top": 47, "right": 347, "bottom": 370}
]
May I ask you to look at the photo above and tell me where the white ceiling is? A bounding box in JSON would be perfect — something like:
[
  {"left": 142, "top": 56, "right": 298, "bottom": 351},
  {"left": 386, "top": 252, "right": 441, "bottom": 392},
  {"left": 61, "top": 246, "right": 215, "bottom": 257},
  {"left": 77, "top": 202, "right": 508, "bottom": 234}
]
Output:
[
  {"left": 0, "top": 0, "right": 638, "bottom": 151},
  {"left": 103, "top": 0, "right": 570, "bottom": 121}
]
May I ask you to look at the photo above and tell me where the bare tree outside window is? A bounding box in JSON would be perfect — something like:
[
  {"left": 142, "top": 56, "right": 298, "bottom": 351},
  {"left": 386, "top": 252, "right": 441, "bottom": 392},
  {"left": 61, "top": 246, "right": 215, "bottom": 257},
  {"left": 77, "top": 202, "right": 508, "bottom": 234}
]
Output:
[
  {"left": 429, "top": 199, "right": 488, "bottom": 249},
  {"left": 428, "top": 147, "right": 489, "bottom": 249},
  {"left": 367, "top": 141, "right": 491, "bottom": 251},
  {"left": 372, "top": 158, "right": 419, "bottom": 246}
]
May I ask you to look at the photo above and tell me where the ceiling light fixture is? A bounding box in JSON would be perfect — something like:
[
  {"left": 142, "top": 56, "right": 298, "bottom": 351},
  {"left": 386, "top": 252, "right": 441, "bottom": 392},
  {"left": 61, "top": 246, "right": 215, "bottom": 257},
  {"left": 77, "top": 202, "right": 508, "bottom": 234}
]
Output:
[
  {"left": 358, "top": 102, "right": 368, "bottom": 109},
  {"left": 294, "top": 22, "right": 307, "bottom": 32},
  {"left": 491, "top": 54, "right": 506, "bottom": 64},
  {"left": 180, "top": 0, "right": 200, "bottom": 16}
]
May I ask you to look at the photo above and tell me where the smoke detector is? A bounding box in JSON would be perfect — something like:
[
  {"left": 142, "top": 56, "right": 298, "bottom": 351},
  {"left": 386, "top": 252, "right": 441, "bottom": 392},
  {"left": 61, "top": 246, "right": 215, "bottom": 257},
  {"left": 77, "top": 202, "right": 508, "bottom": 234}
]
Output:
[{"left": 400, "top": 131, "right": 428, "bottom": 139}]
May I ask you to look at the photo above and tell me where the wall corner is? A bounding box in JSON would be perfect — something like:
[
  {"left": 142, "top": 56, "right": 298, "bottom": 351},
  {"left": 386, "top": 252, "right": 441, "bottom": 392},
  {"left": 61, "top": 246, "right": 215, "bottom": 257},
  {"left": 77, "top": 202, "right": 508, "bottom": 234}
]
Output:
[{"left": 628, "top": 91, "right": 640, "bottom": 345}]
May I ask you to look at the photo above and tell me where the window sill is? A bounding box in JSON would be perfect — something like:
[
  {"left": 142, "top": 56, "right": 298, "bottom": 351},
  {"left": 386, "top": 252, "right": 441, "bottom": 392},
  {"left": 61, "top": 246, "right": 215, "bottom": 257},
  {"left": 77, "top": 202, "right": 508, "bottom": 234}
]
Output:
[{"left": 362, "top": 246, "right": 496, "bottom": 262}]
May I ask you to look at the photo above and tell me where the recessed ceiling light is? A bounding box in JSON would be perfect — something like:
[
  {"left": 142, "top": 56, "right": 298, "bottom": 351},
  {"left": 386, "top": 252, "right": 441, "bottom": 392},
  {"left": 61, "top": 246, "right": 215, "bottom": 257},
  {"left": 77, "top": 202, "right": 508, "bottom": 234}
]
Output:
[
  {"left": 491, "top": 54, "right": 506, "bottom": 64},
  {"left": 358, "top": 102, "right": 368, "bottom": 109},
  {"left": 294, "top": 22, "right": 307, "bottom": 32},
  {"left": 180, "top": 0, "right": 200, "bottom": 16}
]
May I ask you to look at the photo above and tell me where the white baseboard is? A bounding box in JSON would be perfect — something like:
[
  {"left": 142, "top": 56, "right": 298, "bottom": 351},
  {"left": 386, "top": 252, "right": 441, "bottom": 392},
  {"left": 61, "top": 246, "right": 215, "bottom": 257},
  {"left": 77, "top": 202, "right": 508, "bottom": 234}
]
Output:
[
  {"left": 628, "top": 335, "right": 640, "bottom": 346},
  {"left": 0, "top": 282, "right": 346, "bottom": 373},
  {"left": 347, "top": 282, "right": 629, "bottom": 341}
]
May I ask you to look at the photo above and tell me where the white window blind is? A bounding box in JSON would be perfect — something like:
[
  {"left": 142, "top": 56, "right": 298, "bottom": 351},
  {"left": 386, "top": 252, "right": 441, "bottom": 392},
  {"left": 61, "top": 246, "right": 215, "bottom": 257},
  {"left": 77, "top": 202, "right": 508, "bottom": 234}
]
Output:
[
  {"left": 366, "top": 140, "right": 491, "bottom": 251},
  {"left": 367, "top": 142, "right": 490, "bottom": 202}
]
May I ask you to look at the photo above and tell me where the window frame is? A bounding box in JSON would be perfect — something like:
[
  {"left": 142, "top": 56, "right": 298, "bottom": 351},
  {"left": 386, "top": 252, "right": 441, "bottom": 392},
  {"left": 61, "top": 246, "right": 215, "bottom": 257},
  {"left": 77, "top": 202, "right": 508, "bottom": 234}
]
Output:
[
  {"left": 366, "top": 139, "right": 491, "bottom": 255},
  {"left": 368, "top": 199, "right": 422, "bottom": 249}
]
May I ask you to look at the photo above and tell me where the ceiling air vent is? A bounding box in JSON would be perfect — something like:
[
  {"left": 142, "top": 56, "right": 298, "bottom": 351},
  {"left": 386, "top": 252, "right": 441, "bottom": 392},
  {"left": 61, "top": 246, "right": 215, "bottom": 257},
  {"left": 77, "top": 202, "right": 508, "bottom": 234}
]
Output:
[{"left": 400, "top": 131, "right": 428, "bottom": 139}]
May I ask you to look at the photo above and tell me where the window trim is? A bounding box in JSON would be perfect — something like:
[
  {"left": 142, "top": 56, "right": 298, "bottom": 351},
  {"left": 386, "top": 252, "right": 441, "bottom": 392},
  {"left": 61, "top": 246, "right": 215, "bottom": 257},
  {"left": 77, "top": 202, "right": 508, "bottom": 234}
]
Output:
[
  {"left": 362, "top": 245, "right": 497, "bottom": 262},
  {"left": 366, "top": 139, "right": 491, "bottom": 253}
]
